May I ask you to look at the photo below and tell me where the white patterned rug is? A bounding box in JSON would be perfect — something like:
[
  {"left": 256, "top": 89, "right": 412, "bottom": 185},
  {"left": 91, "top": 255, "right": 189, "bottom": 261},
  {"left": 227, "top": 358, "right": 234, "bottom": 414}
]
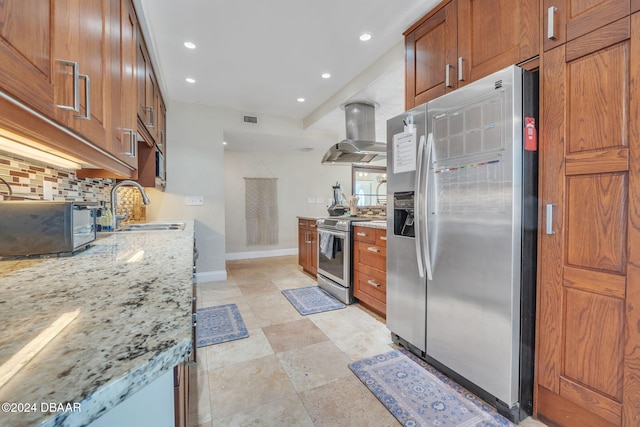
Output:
[
  {"left": 196, "top": 303, "right": 249, "bottom": 348},
  {"left": 281, "top": 286, "right": 346, "bottom": 316},
  {"left": 349, "top": 350, "right": 514, "bottom": 427}
]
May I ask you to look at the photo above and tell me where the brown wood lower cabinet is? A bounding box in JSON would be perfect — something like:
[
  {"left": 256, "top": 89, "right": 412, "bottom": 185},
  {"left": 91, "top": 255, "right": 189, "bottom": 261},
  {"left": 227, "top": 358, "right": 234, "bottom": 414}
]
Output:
[
  {"left": 353, "top": 226, "right": 386, "bottom": 318},
  {"left": 298, "top": 219, "right": 317, "bottom": 276}
]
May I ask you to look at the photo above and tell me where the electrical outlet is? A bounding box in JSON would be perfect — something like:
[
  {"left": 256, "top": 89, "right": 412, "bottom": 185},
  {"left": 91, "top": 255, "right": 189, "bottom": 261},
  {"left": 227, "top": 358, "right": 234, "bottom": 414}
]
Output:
[
  {"left": 316, "top": 197, "right": 324, "bottom": 204},
  {"left": 307, "top": 197, "right": 315, "bottom": 204},
  {"left": 186, "top": 196, "right": 204, "bottom": 206}
]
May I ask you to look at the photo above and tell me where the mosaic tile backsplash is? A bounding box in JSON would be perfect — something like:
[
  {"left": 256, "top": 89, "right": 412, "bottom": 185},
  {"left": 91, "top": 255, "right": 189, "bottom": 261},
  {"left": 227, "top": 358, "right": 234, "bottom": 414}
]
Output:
[
  {"left": 0, "top": 152, "right": 113, "bottom": 202},
  {"left": 0, "top": 152, "right": 146, "bottom": 223}
]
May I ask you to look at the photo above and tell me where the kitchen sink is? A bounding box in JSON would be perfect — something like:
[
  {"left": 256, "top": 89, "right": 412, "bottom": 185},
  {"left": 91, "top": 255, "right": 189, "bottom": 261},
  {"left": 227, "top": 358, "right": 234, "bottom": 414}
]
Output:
[{"left": 116, "top": 222, "right": 186, "bottom": 232}]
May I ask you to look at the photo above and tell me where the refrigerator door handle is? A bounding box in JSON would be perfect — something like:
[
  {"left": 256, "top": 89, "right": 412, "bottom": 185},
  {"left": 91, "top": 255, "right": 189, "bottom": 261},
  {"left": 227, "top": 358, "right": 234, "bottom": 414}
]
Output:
[
  {"left": 414, "top": 135, "right": 426, "bottom": 279},
  {"left": 423, "top": 133, "right": 434, "bottom": 281}
]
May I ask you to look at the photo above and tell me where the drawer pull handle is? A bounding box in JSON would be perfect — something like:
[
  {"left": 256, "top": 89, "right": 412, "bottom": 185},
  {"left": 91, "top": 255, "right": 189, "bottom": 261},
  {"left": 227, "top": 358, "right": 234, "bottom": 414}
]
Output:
[
  {"left": 367, "top": 280, "right": 381, "bottom": 288},
  {"left": 367, "top": 247, "right": 380, "bottom": 253},
  {"left": 357, "top": 232, "right": 368, "bottom": 237},
  {"left": 379, "top": 236, "right": 386, "bottom": 241}
]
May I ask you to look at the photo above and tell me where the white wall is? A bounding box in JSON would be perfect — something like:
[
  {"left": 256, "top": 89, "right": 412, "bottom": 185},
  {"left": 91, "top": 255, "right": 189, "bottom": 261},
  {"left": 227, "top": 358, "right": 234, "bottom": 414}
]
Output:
[
  {"left": 224, "top": 150, "right": 352, "bottom": 258},
  {"left": 145, "top": 100, "right": 227, "bottom": 281},
  {"left": 146, "top": 100, "right": 350, "bottom": 278}
]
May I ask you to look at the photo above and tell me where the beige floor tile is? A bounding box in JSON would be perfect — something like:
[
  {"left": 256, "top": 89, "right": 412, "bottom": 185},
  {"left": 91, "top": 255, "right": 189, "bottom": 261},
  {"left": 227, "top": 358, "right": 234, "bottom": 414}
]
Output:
[
  {"left": 212, "top": 395, "right": 314, "bottom": 427},
  {"left": 332, "top": 325, "right": 397, "bottom": 361},
  {"left": 237, "top": 280, "right": 281, "bottom": 297},
  {"left": 209, "top": 354, "right": 297, "bottom": 420},
  {"left": 244, "top": 291, "right": 302, "bottom": 327},
  {"left": 299, "top": 376, "right": 401, "bottom": 427},
  {"left": 276, "top": 340, "right": 353, "bottom": 392},
  {"left": 518, "top": 416, "right": 549, "bottom": 426},
  {"left": 198, "top": 282, "right": 243, "bottom": 302},
  {"left": 204, "top": 328, "right": 274, "bottom": 370},
  {"left": 309, "top": 304, "right": 384, "bottom": 342},
  {"left": 269, "top": 274, "right": 317, "bottom": 290},
  {"left": 263, "top": 318, "right": 329, "bottom": 353}
]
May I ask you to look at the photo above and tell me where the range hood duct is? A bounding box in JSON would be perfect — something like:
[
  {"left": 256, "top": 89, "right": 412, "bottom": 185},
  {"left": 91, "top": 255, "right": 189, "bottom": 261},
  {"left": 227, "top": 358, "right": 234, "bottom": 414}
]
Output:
[{"left": 321, "top": 102, "right": 386, "bottom": 164}]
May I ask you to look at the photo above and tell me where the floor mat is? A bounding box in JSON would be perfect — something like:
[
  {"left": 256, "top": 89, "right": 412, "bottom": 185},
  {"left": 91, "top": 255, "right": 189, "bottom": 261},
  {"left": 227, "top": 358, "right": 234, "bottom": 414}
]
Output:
[
  {"left": 281, "top": 285, "right": 346, "bottom": 316},
  {"left": 196, "top": 303, "right": 249, "bottom": 347},
  {"left": 349, "top": 349, "right": 514, "bottom": 427}
]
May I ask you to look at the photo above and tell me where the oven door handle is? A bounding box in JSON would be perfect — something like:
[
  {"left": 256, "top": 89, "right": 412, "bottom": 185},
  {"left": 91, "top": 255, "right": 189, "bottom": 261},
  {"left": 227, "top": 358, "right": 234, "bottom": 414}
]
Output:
[{"left": 317, "top": 229, "right": 348, "bottom": 238}]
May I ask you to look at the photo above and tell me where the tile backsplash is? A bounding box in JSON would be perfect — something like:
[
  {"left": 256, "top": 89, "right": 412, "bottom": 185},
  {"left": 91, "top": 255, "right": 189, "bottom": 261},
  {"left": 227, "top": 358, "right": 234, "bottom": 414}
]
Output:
[{"left": 0, "top": 152, "right": 113, "bottom": 202}]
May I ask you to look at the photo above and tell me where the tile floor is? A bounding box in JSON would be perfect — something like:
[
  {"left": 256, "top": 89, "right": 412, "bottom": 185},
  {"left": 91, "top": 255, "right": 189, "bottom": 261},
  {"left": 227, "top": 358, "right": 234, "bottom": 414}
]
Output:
[{"left": 190, "top": 256, "right": 548, "bottom": 427}]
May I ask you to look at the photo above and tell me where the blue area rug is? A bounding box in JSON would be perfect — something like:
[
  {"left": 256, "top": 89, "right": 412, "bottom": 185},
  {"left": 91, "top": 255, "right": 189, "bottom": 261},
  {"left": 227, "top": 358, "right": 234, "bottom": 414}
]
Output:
[
  {"left": 196, "top": 303, "right": 249, "bottom": 348},
  {"left": 349, "top": 350, "right": 514, "bottom": 427},
  {"left": 281, "top": 286, "right": 346, "bottom": 316}
]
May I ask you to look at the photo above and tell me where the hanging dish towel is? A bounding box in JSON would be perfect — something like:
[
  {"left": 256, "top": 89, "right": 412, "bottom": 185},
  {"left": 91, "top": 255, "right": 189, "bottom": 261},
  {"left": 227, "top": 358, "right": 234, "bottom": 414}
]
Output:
[{"left": 319, "top": 230, "right": 334, "bottom": 260}]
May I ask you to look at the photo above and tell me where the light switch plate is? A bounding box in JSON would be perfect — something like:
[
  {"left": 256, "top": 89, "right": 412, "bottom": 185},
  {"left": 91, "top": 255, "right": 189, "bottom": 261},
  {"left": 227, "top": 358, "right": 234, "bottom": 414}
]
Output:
[{"left": 186, "top": 196, "right": 204, "bottom": 206}]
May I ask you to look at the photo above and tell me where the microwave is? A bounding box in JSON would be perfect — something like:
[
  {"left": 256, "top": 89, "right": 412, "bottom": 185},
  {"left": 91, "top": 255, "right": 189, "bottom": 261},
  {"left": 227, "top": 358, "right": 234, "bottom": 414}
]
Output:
[
  {"left": 0, "top": 201, "right": 100, "bottom": 257},
  {"left": 155, "top": 146, "right": 166, "bottom": 183}
]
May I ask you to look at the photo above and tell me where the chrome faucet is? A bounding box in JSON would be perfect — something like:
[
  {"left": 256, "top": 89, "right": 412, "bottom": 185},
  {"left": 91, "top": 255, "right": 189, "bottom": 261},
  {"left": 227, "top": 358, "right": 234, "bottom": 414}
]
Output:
[{"left": 110, "top": 180, "right": 151, "bottom": 230}]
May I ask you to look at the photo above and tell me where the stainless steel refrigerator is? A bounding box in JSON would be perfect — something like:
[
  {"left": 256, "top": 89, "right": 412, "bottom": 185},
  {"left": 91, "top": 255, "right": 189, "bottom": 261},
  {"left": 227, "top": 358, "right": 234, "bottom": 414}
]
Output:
[{"left": 386, "top": 65, "right": 537, "bottom": 422}]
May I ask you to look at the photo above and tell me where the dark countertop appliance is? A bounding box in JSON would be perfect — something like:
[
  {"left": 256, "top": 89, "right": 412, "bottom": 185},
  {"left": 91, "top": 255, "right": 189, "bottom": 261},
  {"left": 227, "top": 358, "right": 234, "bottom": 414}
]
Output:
[{"left": 0, "top": 200, "right": 100, "bottom": 257}]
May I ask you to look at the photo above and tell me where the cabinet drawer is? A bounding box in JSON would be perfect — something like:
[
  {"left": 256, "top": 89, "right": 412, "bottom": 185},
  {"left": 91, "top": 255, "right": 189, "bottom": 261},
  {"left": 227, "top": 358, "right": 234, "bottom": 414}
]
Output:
[
  {"left": 353, "top": 226, "right": 375, "bottom": 243},
  {"left": 354, "top": 270, "right": 386, "bottom": 303},
  {"left": 375, "top": 229, "right": 387, "bottom": 247},
  {"left": 355, "top": 241, "right": 386, "bottom": 268}
]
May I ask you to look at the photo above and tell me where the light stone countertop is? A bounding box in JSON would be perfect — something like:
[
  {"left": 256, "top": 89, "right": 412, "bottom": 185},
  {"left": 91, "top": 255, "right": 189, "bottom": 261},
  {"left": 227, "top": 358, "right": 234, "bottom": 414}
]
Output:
[
  {"left": 354, "top": 220, "right": 388, "bottom": 230},
  {"left": 0, "top": 221, "right": 194, "bottom": 427}
]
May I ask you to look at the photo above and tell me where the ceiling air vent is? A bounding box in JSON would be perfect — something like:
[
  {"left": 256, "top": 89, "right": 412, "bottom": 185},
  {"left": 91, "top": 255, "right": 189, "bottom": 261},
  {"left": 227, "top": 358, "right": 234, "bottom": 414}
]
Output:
[{"left": 242, "top": 114, "right": 259, "bottom": 125}]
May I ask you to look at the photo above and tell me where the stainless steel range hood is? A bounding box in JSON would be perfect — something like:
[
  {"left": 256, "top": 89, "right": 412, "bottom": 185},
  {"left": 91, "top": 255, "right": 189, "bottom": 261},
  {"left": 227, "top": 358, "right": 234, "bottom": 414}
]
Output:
[{"left": 321, "top": 102, "right": 386, "bottom": 164}]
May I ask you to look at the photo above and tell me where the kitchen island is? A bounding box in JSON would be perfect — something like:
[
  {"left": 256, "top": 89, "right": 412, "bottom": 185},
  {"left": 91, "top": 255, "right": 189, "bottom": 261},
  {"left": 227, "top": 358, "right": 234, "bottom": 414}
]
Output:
[{"left": 0, "top": 221, "right": 194, "bottom": 427}]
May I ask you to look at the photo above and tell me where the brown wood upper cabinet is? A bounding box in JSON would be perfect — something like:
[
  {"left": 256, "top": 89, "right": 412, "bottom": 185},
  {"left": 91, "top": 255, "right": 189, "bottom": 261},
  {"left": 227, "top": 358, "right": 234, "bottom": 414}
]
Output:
[
  {"left": 137, "top": 33, "right": 159, "bottom": 145},
  {"left": 0, "top": 0, "right": 55, "bottom": 117},
  {"left": 404, "top": 0, "right": 539, "bottom": 108},
  {"left": 543, "top": 0, "right": 631, "bottom": 51},
  {"left": 108, "top": 0, "right": 138, "bottom": 169},
  {"left": 54, "top": 0, "right": 109, "bottom": 147}
]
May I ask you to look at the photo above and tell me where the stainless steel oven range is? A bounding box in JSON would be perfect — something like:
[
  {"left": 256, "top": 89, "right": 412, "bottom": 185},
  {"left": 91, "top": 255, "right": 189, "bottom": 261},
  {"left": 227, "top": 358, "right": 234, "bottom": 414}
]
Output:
[{"left": 316, "top": 217, "right": 371, "bottom": 304}]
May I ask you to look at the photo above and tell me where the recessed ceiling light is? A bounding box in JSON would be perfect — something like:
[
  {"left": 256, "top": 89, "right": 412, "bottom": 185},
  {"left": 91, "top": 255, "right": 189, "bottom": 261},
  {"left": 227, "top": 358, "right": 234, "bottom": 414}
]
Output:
[
  {"left": 184, "top": 41, "right": 196, "bottom": 49},
  {"left": 223, "top": 141, "right": 228, "bottom": 145},
  {"left": 186, "top": 77, "right": 196, "bottom": 83},
  {"left": 321, "top": 73, "right": 331, "bottom": 79},
  {"left": 297, "top": 98, "right": 305, "bottom": 103},
  {"left": 359, "top": 32, "right": 372, "bottom": 42}
]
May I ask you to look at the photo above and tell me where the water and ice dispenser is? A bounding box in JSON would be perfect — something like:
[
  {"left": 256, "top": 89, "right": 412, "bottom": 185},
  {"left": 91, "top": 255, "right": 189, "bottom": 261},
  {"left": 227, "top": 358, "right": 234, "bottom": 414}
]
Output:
[{"left": 393, "top": 191, "right": 415, "bottom": 238}]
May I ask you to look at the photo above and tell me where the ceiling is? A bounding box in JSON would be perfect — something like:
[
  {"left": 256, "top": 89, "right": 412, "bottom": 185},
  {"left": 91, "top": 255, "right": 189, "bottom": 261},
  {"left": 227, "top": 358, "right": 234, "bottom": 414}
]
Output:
[{"left": 135, "top": 0, "right": 439, "bottom": 153}]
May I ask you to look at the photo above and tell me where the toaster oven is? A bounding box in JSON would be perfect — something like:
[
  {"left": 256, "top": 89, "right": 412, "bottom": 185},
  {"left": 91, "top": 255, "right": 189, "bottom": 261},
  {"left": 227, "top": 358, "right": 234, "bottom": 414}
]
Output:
[{"left": 0, "top": 201, "right": 100, "bottom": 257}]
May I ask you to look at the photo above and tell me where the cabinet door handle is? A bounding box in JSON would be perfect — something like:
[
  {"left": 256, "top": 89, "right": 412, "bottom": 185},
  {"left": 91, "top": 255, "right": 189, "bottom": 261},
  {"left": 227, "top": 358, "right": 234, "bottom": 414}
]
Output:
[
  {"left": 145, "top": 106, "right": 155, "bottom": 128},
  {"left": 458, "top": 57, "right": 464, "bottom": 81},
  {"left": 445, "top": 64, "right": 452, "bottom": 88},
  {"left": 123, "top": 128, "right": 136, "bottom": 157},
  {"left": 367, "top": 247, "right": 380, "bottom": 253},
  {"left": 56, "top": 60, "right": 80, "bottom": 112},
  {"left": 356, "top": 232, "right": 368, "bottom": 237},
  {"left": 157, "top": 130, "right": 165, "bottom": 147},
  {"left": 75, "top": 73, "right": 90, "bottom": 119},
  {"left": 547, "top": 6, "right": 558, "bottom": 40},
  {"left": 367, "top": 279, "right": 381, "bottom": 288},
  {"left": 546, "top": 204, "right": 555, "bottom": 235}
]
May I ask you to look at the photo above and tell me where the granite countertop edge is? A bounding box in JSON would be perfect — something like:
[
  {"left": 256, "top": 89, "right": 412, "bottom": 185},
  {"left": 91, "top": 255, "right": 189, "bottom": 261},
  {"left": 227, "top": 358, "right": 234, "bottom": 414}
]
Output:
[
  {"left": 0, "top": 220, "right": 195, "bottom": 427},
  {"left": 354, "top": 221, "right": 388, "bottom": 230},
  {"left": 43, "top": 338, "right": 192, "bottom": 427}
]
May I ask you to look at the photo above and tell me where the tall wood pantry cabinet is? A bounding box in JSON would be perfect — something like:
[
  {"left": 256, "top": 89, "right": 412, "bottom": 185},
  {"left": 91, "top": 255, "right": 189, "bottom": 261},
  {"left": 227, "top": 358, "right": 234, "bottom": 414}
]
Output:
[{"left": 535, "top": 8, "right": 640, "bottom": 427}]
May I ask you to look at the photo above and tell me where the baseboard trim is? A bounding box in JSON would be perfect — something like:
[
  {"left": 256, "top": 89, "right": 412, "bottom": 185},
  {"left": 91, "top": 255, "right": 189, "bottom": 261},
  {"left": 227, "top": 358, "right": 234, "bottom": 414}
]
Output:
[
  {"left": 225, "top": 248, "right": 298, "bottom": 260},
  {"left": 194, "top": 270, "right": 227, "bottom": 283}
]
